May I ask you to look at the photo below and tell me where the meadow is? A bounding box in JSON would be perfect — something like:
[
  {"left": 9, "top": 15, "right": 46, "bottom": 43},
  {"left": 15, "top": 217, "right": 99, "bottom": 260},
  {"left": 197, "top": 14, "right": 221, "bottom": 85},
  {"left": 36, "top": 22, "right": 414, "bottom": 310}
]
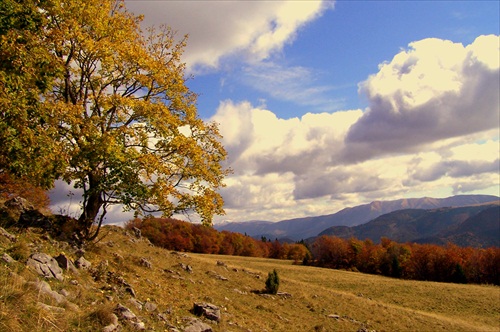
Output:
[{"left": 0, "top": 225, "right": 499, "bottom": 331}]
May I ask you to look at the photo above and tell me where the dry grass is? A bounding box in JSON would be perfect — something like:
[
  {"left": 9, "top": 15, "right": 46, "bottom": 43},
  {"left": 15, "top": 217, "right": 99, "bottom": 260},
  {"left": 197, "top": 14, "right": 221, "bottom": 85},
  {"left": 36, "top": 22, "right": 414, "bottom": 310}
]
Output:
[{"left": 0, "top": 225, "right": 499, "bottom": 331}]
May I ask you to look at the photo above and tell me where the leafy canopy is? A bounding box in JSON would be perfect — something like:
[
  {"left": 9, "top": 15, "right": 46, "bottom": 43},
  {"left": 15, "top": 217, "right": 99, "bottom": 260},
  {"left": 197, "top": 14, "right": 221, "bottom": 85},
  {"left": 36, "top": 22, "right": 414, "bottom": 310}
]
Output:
[{"left": 0, "top": 0, "right": 229, "bottom": 240}]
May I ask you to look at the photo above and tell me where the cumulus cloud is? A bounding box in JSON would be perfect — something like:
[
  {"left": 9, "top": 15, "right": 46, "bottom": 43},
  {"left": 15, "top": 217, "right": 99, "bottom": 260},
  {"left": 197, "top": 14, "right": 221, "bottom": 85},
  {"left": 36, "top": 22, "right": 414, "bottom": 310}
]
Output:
[
  {"left": 344, "top": 35, "right": 500, "bottom": 162},
  {"left": 212, "top": 34, "right": 499, "bottom": 218},
  {"left": 125, "top": 0, "right": 333, "bottom": 71}
]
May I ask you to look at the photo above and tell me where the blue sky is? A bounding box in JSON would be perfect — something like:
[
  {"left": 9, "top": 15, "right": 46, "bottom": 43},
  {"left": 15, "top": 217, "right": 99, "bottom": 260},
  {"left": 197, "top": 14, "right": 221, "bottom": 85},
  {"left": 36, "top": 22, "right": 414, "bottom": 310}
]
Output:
[
  {"left": 51, "top": 1, "right": 500, "bottom": 224},
  {"left": 186, "top": 1, "right": 499, "bottom": 120}
]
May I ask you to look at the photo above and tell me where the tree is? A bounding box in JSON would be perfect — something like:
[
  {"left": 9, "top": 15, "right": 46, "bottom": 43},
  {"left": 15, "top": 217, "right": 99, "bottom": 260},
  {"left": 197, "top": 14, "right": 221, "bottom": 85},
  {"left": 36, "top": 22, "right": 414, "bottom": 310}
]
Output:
[
  {"left": 1, "top": 0, "right": 229, "bottom": 242},
  {"left": 265, "top": 269, "right": 280, "bottom": 295},
  {"left": 0, "top": 0, "right": 63, "bottom": 188}
]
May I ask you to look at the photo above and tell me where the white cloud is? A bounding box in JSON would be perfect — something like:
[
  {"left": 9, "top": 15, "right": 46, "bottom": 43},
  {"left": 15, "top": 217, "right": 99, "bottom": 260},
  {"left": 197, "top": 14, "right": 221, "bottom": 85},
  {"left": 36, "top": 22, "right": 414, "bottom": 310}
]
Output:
[
  {"left": 241, "top": 62, "right": 345, "bottom": 111},
  {"left": 344, "top": 35, "right": 500, "bottom": 162},
  {"left": 125, "top": 0, "right": 333, "bottom": 71},
  {"left": 209, "top": 35, "right": 500, "bottom": 222}
]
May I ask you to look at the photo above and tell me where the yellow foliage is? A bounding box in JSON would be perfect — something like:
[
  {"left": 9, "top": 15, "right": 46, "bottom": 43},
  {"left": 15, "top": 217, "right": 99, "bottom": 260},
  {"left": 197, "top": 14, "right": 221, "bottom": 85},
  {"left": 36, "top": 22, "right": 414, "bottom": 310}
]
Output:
[{"left": 1, "top": 0, "right": 229, "bottom": 237}]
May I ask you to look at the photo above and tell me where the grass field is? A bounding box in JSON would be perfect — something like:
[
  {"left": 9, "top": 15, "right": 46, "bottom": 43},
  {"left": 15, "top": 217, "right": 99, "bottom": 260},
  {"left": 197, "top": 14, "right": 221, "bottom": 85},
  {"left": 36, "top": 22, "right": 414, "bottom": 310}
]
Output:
[{"left": 1, "top": 225, "right": 499, "bottom": 331}]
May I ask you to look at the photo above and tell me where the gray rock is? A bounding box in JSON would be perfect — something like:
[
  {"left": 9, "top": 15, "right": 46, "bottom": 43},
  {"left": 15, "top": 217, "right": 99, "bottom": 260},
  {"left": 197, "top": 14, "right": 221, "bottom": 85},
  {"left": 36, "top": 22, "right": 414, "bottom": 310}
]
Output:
[
  {"left": 179, "top": 263, "right": 193, "bottom": 273},
  {"left": 132, "top": 227, "right": 141, "bottom": 238},
  {"left": 144, "top": 301, "right": 157, "bottom": 312},
  {"left": 139, "top": 257, "right": 152, "bottom": 268},
  {"left": 26, "top": 253, "right": 64, "bottom": 281},
  {"left": 115, "top": 303, "right": 146, "bottom": 330},
  {"left": 2, "top": 253, "right": 15, "bottom": 264},
  {"left": 29, "top": 279, "right": 79, "bottom": 311},
  {"left": 128, "top": 298, "right": 143, "bottom": 310},
  {"left": 183, "top": 317, "right": 213, "bottom": 332},
  {"left": 75, "top": 256, "right": 92, "bottom": 269},
  {"left": 37, "top": 301, "right": 66, "bottom": 313},
  {"left": 0, "top": 227, "right": 17, "bottom": 242},
  {"left": 192, "top": 302, "right": 221, "bottom": 322},
  {"left": 55, "top": 253, "right": 79, "bottom": 274},
  {"left": 102, "top": 324, "right": 119, "bottom": 332}
]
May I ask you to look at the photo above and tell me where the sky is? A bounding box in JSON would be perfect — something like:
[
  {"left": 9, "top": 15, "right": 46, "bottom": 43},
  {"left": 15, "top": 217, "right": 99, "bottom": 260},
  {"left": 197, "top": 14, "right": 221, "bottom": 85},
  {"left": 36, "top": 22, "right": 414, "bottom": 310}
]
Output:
[{"left": 50, "top": 0, "right": 500, "bottom": 225}]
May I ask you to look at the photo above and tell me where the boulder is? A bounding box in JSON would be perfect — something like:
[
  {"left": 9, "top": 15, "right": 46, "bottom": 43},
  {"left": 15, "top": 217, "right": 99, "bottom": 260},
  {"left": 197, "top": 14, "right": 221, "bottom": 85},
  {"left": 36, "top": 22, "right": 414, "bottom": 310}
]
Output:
[
  {"left": 75, "top": 256, "right": 92, "bottom": 269},
  {"left": 132, "top": 227, "right": 141, "bottom": 238},
  {"left": 183, "top": 317, "right": 213, "bottom": 332},
  {"left": 2, "top": 253, "right": 15, "bottom": 264},
  {"left": 0, "top": 227, "right": 17, "bottom": 242},
  {"left": 192, "top": 302, "right": 221, "bottom": 322},
  {"left": 139, "top": 257, "right": 152, "bottom": 268},
  {"left": 26, "top": 253, "right": 64, "bottom": 281},
  {"left": 55, "top": 253, "right": 79, "bottom": 274},
  {"left": 115, "top": 303, "right": 145, "bottom": 330}
]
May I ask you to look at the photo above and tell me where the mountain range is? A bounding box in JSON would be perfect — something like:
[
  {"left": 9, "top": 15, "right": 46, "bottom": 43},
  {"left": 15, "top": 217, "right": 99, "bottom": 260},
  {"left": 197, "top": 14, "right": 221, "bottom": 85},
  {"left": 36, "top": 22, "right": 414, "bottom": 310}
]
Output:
[
  {"left": 319, "top": 203, "right": 499, "bottom": 247},
  {"left": 215, "top": 195, "right": 499, "bottom": 241}
]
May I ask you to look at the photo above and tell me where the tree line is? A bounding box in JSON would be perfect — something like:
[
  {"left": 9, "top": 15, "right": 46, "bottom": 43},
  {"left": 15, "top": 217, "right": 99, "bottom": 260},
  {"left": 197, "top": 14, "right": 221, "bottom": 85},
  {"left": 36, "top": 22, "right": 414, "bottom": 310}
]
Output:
[
  {"left": 310, "top": 236, "right": 499, "bottom": 285},
  {"left": 128, "top": 217, "right": 499, "bottom": 285},
  {"left": 125, "top": 217, "right": 310, "bottom": 261}
]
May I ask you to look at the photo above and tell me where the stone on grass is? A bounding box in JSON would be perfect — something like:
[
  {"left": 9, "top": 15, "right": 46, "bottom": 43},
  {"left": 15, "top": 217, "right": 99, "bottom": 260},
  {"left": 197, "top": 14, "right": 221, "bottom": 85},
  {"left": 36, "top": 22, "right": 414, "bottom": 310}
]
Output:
[
  {"left": 75, "top": 256, "right": 92, "bottom": 269},
  {"left": 192, "top": 302, "right": 221, "bottom": 322},
  {"left": 0, "top": 227, "right": 17, "bottom": 242},
  {"left": 26, "top": 253, "right": 64, "bottom": 281},
  {"left": 183, "top": 317, "right": 213, "bottom": 332},
  {"left": 2, "top": 253, "right": 15, "bottom": 264}
]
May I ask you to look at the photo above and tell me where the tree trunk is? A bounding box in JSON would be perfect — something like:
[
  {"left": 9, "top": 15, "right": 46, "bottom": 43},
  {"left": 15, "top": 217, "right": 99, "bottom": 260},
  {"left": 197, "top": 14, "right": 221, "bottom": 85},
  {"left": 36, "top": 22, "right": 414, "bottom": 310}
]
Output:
[{"left": 78, "top": 173, "right": 103, "bottom": 243}]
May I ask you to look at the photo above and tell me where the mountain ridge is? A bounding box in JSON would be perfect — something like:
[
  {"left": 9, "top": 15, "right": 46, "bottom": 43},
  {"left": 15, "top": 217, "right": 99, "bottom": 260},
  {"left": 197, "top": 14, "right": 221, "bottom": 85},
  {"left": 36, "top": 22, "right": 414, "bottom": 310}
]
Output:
[
  {"left": 215, "top": 195, "right": 499, "bottom": 240},
  {"left": 319, "top": 203, "right": 499, "bottom": 247}
]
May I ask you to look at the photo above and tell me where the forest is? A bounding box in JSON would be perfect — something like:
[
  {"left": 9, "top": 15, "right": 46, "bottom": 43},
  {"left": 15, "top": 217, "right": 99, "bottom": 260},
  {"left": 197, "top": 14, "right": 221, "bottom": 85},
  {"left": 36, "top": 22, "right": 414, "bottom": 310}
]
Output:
[{"left": 126, "top": 216, "right": 500, "bottom": 285}]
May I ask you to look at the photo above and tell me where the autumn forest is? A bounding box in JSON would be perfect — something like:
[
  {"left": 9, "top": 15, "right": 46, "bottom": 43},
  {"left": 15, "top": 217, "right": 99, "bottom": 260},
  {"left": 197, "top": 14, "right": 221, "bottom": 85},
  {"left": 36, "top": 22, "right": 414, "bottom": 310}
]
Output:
[{"left": 126, "top": 216, "right": 500, "bottom": 286}]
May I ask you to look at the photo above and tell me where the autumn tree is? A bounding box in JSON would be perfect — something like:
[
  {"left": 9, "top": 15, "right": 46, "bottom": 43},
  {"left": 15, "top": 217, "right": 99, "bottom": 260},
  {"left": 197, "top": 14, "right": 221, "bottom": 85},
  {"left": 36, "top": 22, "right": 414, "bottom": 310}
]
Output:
[
  {"left": 0, "top": 0, "right": 63, "bottom": 187},
  {"left": 1, "top": 0, "right": 229, "bottom": 242}
]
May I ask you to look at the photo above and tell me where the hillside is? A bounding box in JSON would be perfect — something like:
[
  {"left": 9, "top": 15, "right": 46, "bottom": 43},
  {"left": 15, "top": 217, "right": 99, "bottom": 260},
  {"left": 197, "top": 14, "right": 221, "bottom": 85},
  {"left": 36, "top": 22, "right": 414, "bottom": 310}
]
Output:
[
  {"left": 1, "top": 224, "right": 499, "bottom": 332},
  {"left": 319, "top": 203, "right": 499, "bottom": 247},
  {"left": 215, "top": 195, "right": 500, "bottom": 240}
]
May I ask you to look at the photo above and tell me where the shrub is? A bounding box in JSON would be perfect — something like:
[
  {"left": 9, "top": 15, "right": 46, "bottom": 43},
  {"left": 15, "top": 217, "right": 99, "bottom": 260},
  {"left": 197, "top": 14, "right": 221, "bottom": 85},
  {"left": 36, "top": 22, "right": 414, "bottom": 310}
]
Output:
[{"left": 265, "top": 269, "right": 280, "bottom": 294}]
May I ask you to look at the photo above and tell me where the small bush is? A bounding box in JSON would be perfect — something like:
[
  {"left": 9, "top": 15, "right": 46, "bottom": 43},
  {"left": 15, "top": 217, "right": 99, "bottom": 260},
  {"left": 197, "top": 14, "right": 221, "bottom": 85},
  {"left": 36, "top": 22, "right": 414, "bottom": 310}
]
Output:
[{"left": 265, "top": 269, "right": 280, "bottom": 295}]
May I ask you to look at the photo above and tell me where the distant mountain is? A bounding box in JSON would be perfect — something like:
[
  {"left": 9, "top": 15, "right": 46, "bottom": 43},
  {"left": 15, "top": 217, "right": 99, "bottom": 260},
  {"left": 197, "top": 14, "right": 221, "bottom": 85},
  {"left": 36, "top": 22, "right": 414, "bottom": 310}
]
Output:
[
  {"left": 215, "top": 195, "right": 499, "bottom": 241},
  {"left": 319, "top": 203, "right": 499, "bottom": 248}
]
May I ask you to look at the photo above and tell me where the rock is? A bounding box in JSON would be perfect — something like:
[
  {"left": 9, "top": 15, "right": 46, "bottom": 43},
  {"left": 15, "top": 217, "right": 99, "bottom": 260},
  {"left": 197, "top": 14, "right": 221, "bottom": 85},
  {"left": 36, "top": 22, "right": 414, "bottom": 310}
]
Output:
[
  {"left": 139, "top": 257, "right": 152, "bottom": 268},
  {"left": 132, "top": 227, "right": 141, "bottom": 238},
  {"left": 171, "top": 251, "right": 189, "bottom": 258},
  {"left": 183, "top": 317, "right": 213, "bottom": 332},
  {"left": 37, "top": 302, "right": 66, "bottom": 313},
  {"left": 2, "top": 253, "right": 15, "bottom": 264},
  {"left": 179, "top": 263, "right": 193, "bottom": 273},
  {"left": 328, "top": 314, "right": 340, "bottom": 319},
  {"left": 29, "top": 279, "right": 79, "bottom": 310},
  {"left": 205, "top": 270, "right": 228, "bottom": 281},
  {"left": 277, "top": 292, "right": 292, "bottom": 299},
  {"left": 0, "top": 227, "right": 17, "bottom": 242},
  {"left": 26, "top": 253, "right": 64, "bottom": 281},
  {"left": 55, "top": 253, "right": 79, "bottom": 274},
  {"left": 125, "top": 286, "right": 136, "bottom": 298},
  {"left": 128, "top": 298, "right": 143, "bottom": 310},
  {"left": 102, "top": 324, "right": 119, "bottom": 332},
  {"left": 192, "top": 302, "right": 221, "bottom": 322},
  {"left": 115, "top": 303, "right": 145, "bottom": 330},
  {"left": 144, "top": 301, "right": 157, "bottom": 312},
  {"left": 216, "top": 261, "right": 227, "bottom": 267},
  {"left": 75, "top": 256, "right": 92, "bottom": 269}
]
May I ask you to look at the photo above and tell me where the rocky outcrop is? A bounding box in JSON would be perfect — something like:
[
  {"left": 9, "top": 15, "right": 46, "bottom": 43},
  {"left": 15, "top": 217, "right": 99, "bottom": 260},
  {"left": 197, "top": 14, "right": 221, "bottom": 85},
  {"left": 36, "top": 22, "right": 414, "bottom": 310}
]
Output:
[
  {"left": 192, "top": 302, "right": 221, "bottom": 322},
  {"left": 115, "top": 303, "right": 146, "bottom": 330},
  {"left": 26, "top": 253, "right": 64, "bottom": 281}
]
